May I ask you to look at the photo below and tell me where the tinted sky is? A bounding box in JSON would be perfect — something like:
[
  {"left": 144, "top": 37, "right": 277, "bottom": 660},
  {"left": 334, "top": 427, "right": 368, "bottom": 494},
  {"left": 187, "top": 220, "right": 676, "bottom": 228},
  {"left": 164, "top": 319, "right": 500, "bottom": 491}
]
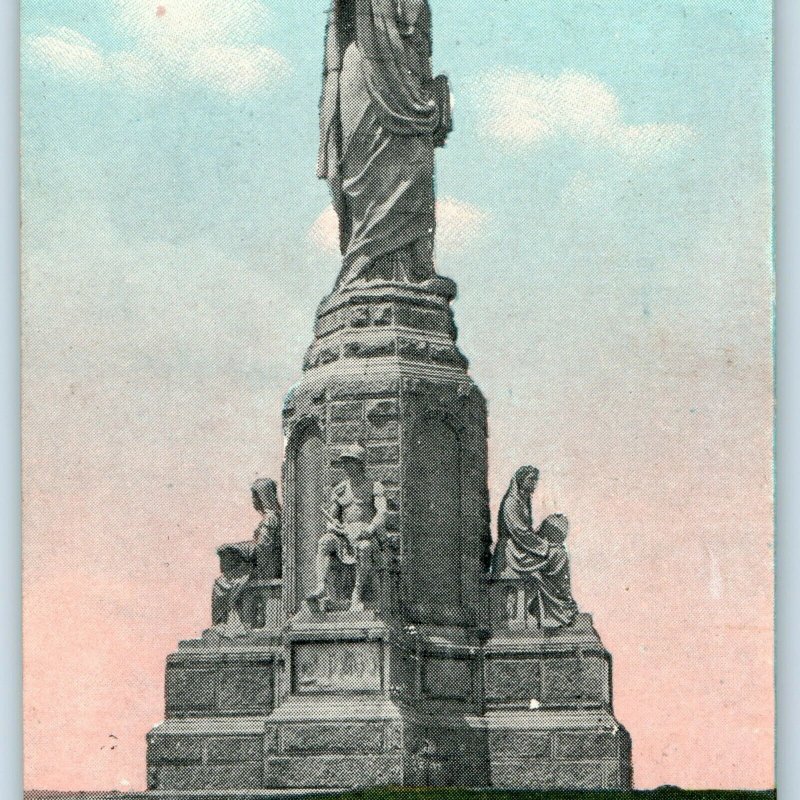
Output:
[{"left": 21, "top": 0, "right": 773, "bottom": 791}]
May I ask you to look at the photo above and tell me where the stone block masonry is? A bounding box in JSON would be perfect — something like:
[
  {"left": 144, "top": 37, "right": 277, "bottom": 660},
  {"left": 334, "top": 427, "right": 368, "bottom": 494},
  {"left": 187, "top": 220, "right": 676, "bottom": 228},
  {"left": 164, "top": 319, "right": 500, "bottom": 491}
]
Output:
[{"left": 146, "top": 270, "right": 632, "bottom": 790}]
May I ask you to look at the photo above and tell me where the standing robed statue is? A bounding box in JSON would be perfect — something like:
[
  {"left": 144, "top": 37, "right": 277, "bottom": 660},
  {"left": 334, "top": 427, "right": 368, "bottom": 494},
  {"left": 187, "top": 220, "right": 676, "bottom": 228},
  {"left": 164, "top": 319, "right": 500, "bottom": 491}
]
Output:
[{"left": 318, "top": 0, "right": 453, "bottom": 288}]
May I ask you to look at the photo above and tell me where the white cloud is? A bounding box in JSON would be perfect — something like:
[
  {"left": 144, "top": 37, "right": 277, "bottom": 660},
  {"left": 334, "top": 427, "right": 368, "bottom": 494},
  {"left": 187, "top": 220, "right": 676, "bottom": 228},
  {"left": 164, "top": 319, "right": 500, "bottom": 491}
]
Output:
[
  {"left": 184, "top": 45, "right": 288, "bottom": 95},
  {"left": 27, "top": 27, "right": 106, "bottom": 80},
  {"left": 26, "top": 0, "right": 290, "bottom": 95},
  {"left": 309, "top": 205, "right": 340, "bottom": 254},
  {"left": 435, "top": 197, "right": 489, "bottom": 250},
  {"left": 309, "top": 197, "right": 489, "bottom": 255},
  {"left": 476, "top": 69, "right": 694, "bottom": 160}
]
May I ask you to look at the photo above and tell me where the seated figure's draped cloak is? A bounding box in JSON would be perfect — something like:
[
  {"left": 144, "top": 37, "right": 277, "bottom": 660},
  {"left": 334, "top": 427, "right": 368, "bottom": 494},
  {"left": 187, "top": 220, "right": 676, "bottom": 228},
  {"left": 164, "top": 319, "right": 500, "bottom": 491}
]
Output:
[
  {"left": 492, "top": 474, "right": 550, "bottom": 577},
  {"left": 318, "top": 0, "right": 446, "bottom": 286},
  {"left": 491, "top": 475, "right": 578, "bottom": 628}
]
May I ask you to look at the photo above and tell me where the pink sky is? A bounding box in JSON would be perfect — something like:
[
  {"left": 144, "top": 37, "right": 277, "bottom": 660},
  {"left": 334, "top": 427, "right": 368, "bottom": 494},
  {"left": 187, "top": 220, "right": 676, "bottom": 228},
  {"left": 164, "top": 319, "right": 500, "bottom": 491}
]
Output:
[{"left": 22, "top": 327, "right": 774, "bottom": 790}]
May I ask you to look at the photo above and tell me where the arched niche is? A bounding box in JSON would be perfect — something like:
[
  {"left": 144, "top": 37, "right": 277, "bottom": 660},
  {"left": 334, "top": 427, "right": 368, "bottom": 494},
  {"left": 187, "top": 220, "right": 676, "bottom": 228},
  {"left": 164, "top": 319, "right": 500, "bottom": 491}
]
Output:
[
  {"left": 402, "top": 410, "right": 464, "bottom": 619},
  {"left": 283, "top": 418, "right": 327, "bottom": 615}
]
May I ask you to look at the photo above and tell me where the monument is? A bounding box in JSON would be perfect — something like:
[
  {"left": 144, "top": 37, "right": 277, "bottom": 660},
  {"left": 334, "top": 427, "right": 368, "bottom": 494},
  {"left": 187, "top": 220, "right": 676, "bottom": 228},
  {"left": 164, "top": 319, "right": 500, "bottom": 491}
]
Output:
[{"left": 146, "top": 0, "right": 632, "bottom": 790}]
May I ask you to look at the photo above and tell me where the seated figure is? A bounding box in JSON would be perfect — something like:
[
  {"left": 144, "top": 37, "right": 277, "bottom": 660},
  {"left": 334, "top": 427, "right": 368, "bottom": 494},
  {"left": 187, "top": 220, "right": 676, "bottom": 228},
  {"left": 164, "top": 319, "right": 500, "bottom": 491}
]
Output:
[
  {"left": 211, "top": 541, "right": 254, "bottom": 635},
  {"left": 211, "top": 478, "right": 282, "bottom": 634},
  {"left": 308, "top": 443, "right": 387, "bottom": 612},
  {"left": 251, "top": 478, "right": 282, "bottom": 581},
  {"left": 490, "top": 466, "right": 578, "bottom": 628}
]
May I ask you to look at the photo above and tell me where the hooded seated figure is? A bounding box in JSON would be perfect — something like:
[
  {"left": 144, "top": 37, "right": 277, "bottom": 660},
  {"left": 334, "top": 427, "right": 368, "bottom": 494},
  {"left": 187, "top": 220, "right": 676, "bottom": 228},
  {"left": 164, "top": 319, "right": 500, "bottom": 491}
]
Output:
[
  {"left": 490, "top": 466, "right": 578, "bottom": 628},
  {"left": 250, "top": 478, "right": 282, "bottom": 581},
  {"left": 211, "top": 479, "right": 282, "bottom": 634}
]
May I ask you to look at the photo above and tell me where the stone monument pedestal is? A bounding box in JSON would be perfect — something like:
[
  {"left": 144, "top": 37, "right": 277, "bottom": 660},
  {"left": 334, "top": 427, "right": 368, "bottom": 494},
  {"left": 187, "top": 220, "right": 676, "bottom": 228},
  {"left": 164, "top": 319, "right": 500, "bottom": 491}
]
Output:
[
  {"left": 480, "top": 607, "right": 632, "bottom": 789},
  {"left": 147, "top": 616, "right": 631, "bottom": 791},
  {"left": 147, "top": 636, "right": 282, "bottom": 791},
  {"left": 261, "top": 611, "right": 403, "bottom": 788},
  {"left": 476, "top": 708, "right": 631, "bottom": 790},
  {"left": 146, "top": 272, "right": 632, "bottom": 791}
]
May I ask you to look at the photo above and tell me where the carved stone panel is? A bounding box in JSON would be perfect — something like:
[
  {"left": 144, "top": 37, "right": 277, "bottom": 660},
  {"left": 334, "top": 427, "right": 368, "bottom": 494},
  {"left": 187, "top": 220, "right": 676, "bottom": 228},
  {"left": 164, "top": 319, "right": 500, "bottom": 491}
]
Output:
[
  {"left": 540, "top": 656, "right": 610, "bottom": 706},
  {"left": 217, "top": 666, "right": 273, "bottom": 713},
  {"left": 422, "top": 656, "right": 471, "bottom": 701},
  {"left": 165, "top": 668, "right": 216, "bottom": 714},
  {"left": 159, "top": 764, "right": 262, "bottom": 791},
  {"left": 555, "top": 730, "right": 619, "bottom": 759},
  {"left": 205, "top": 736, "right": 263, "bottom": 763},
  {"left": 292, "top": 424, "right": 327, "bottom": 605},
  {"left": 489, "top": 760, "right": 556, "bottom": 789},
  {"left": 264, "top": 754, "right": 402, "bottom": 788},
  {"left": 292, "top": 641, "right": 383, "bottom": 694},
  {"left": 403, "top": 412, "right": 463, "bottom": 614},
  {"left": 485, "top": 657, "right": 543, "bottom": 705},
  {"left": 148, "top": 734, "right": 205, "bottom": 764},
  {"left": 280, "top": 723, "right": 384, "bottom": 754}
]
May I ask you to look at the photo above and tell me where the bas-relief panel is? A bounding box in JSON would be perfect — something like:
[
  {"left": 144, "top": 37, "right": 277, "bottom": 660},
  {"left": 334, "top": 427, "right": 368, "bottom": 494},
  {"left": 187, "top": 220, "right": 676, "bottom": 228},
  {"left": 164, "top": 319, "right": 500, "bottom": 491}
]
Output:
[
  {"left": 404, "top": 413, "right": 463, "bottom": 609},
  {"left": 292, "top": 641, "right": 383, "bottom": 694}
]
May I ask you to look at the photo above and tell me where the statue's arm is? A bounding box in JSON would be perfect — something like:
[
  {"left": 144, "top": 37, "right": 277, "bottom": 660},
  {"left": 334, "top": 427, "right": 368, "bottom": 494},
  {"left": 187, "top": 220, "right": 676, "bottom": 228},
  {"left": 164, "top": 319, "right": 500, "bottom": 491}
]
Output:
[
  {"left": 432, "top": 75, "right": 452, "bottom": 147},
  {"left": 367, "top": 482, "right": 388, "bottom": 536},
  {"left": 325, "top": 486, "right": 345, "bottom": 532}
]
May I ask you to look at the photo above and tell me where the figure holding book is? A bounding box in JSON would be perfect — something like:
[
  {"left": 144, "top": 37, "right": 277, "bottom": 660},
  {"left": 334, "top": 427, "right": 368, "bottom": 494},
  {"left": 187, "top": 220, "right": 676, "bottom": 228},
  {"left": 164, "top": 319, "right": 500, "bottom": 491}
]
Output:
[{"left": 491, "top": 466, "right": 579, "bottom": 628}]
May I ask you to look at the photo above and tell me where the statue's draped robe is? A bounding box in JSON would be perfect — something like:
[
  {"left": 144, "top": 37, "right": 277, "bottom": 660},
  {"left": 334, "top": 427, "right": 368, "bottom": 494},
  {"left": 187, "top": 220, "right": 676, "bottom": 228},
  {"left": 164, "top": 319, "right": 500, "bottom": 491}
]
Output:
[
  {"left": 211, "top": 542, "right": 256, "bottom": 628},
  {"left": 251, "top": 479, "right": 282, "bottom": 580},
  {"left": 491, "top": 476, "right": 578, "bottom": 628},
  {"left": 212, "top": 480, "right": 282, "bottom": 630},
  {"left": 318, "top": 0, "right": 449, "bottom": 286},
  {"left": 253, "top": 508, "right": 282, "bottom": 580}
]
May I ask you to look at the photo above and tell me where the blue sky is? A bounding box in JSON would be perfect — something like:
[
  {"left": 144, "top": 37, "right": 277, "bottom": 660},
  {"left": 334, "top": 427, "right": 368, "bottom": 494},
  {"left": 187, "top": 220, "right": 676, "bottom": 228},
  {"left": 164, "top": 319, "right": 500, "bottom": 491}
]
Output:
[
  {"left": 20, "top": 0, "right": 772, "bottom": 410},
  {"left": 21, "top": 1, "right": 773, "bottom": 791},
  {"left": 21, "top": 0, "right": 770, "bottom": 258}
]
